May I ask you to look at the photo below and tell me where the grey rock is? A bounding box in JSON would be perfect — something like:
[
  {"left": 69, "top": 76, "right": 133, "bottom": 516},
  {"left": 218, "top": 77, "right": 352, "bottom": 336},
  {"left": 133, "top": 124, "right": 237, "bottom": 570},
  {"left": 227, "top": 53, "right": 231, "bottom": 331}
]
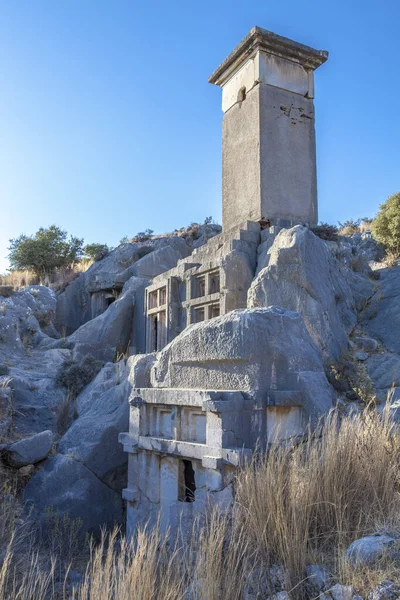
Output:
[
  {"left": 131, "top": 243, "right": 189, "bottom": 278},
  {"left": 355, "top": 351, "right": 368, "bottom": 361},
  {"left": 55, "top": 275, "right": 91, "bottom": 336},
  {"left": 248, "top": 226, "right": 357, "bottom": 362},
  {"left": 4, "top": 430, "right": 53, "bottom": 467},
  {"left": 346, "top": 535, "right": 400, "bottom": 567},
  {"left": 127, "top": 353, "right": 157, "bottom": 388},
  {"left": 269, "top": 564, "right": 290, "bottom": 592},
  {"left": 152, "top": 307, "right": 334, "bottom": 422},
  {"left": 8, "top": 349, "right": 70, "bottom": 434},
  {"left": 368, "top": 580, "right": 400, "bottom": 600},
  {"left": 55, "top": 237, "right": 191, "bottom": 336},
  {"left": 366, "top": 353, "right": 400, "bottom": 391},
  {"left": 59, "top": 367, "right": 131, "bottom": 490},
  {"left": 353, "top": 337, "right": 379, "bottom": 353},
  {"left": 66, "top": 278, "right": 148, "bottom": 362},
  {"left": 0, "top": 287, "right": 57, "bottom": 355},
  {"left": 306, "top": 564, "right": 333, "bottom": 593},
  {"left": 0, "top": 384, "right": 12, "bottom": 439},
  {"left": 344, "top": 270, "right": 375, "bottom": 313},
  {"left": 267, "top": 593, "right": 290, "bottom": 600},
  {"left": 367, "top": 266, "right": 400, "bottom": 353},
  {"left": 330, "top": 584, "right": 354, "bottom": 600},
  {"left": 23, "top": 454, "right": 123, "bottom": 535}
]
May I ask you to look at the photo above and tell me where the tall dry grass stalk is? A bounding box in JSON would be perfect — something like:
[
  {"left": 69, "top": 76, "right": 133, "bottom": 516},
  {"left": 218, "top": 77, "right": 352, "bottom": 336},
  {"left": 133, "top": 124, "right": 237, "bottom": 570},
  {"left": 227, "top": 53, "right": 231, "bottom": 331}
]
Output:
[
  {"left": 236, "top": 408, "right": 400, "bottom": 597},
  {"left": 76, "top": 526, "right": 185, "bottom": 600}
]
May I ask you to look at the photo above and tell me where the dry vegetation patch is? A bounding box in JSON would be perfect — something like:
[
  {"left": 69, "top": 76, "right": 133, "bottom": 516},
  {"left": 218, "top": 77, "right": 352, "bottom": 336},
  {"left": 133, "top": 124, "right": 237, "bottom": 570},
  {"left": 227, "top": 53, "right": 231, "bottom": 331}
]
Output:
[{"left": 0, "top": 410, "right": 398, "bottom": 598}]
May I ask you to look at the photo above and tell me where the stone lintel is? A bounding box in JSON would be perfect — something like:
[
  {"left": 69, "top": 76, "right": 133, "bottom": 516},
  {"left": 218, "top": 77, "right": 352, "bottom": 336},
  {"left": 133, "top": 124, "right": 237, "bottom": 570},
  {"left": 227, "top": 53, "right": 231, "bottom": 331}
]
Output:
[
  {"left": 133, "top": 435, "right": 251, "bottom": 466},
  {"left": 209, "top": 26, "right": 328, "bottom": 86},
  {"left": 130, "top": 388, "right": 249, "bottom": 409},
  {"left": 202, "top": 392, "right": 247, "bottom": 413}
]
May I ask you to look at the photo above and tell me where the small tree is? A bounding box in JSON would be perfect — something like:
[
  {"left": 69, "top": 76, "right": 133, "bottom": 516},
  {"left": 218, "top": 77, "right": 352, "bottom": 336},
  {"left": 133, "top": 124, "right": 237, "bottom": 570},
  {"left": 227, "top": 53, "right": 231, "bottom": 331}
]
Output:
[
  {"left": 8, "top": 225, "right": 83, "bottom": 277},
  {"left": 82, "top": 243, "right": 111, "bottom": 261},
  {"left": 371, "top": 192, "right": 400, "bottom": 257}
]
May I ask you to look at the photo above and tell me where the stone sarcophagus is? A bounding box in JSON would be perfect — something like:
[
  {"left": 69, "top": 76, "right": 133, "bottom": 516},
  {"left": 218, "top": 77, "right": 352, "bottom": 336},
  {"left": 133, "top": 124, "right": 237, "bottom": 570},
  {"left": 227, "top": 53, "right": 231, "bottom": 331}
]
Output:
[{"left": 119, "top": 386, "right": 308, "bottom": 536}]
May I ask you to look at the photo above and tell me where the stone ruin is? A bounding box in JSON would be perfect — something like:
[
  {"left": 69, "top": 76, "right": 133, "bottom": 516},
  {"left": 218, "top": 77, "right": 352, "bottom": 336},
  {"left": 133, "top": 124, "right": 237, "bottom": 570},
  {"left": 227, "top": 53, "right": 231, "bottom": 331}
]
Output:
[{"left": 119, "top": 27, "right": 329, "bottom": 536}]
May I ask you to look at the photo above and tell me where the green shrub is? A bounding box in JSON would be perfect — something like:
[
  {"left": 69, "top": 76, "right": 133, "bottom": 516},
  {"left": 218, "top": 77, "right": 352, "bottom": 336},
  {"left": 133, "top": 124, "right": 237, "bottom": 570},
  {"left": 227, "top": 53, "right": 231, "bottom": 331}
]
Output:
[
  {"left": 56, "top": 356, "right": 104, "bottom": 399},
  {"left": 0, "top": 286, "right": 14, "bottom": 298},
  {"left": 371, "top": 192, "right": 400, "bottom": 257},
  {"left": 8, "top": 225, "right": 83, "bottom": 278},
  {"left": 310, "top": 222, "right": 339, "bottom": 241},
  {"left": 82, "top": 243, "right": 111, "bottom": 261}
]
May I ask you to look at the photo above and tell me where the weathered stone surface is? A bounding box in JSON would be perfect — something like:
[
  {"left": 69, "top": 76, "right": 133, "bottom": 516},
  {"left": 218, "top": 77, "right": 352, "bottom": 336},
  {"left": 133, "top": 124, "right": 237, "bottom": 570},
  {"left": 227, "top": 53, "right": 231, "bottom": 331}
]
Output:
[
  {"left": 366, "top": 353, "right": 400, "bottom": 391},
  {"left": 368, "top": 580, "right": 400, "bottom": 600},
  {"left": 353, "top": 337, "right": 379, "bottom": 353},
  {"left": 3, "top": 430, "right": 53, "bottom": 467},
  {"left": 248, "top": 226, "right": 356, "bottom": 362},
  {"left": 329, "top": 584, "right": 353, "bottom": 600},
  {"left": 344, "top": 269, "right": 375, "bottom": 312},
  {"left": 23, "top": 454, "right": 123, "bottom": 534},
  {"left": 210, "top": 26, "right": 326, "bottom": 230},
  {"left": 0, "top": 383, "right": 12, "bottom": 439},
  {"left": 127, "top": 353, "right": 156, "bottom": 388},
  {"left": 59, "top": 365, "right": 131, "bottom": 490},
  {"left": 0, "top": 287, "right": 57, "bottom": 354},
  {"left": 7, "top": 349, "right": 69, "bottom": 435},
  {"left": 151, "top": 307, "right": 334, "bottom": 420},
  {"left": 55, "top": 237, "right": 191, "bottom": 335},
  {"left": 346, "top": 535, "right": 400, "bottom": 567},
  {"left": 131, "top": 243, "right": 189, "bottom": 278},
  {"left": 305, "top": 564, "right": 333, "bottom": 593},
  {"left": 54, "top": 275, "right": 91, "bottom": 337},
  {"left": 367, "top": 266, "right": 400, "bottom": 353},
  {"left": 66, "top": 278, "right": 148, "bottom": 362}
]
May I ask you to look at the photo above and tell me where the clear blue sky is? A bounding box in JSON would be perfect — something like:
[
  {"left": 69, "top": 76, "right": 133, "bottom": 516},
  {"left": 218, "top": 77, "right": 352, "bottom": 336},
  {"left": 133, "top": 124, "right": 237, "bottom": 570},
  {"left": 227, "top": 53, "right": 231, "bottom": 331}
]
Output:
[{"left": 0, "top": 0, "right": 399, "bottom": 273}]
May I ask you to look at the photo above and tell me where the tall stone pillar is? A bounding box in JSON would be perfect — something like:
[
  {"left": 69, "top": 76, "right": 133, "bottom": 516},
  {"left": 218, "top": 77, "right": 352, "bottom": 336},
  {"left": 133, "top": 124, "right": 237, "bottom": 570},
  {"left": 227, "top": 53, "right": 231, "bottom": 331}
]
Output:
[{"left": 209, "top": 27, "right": 328, "bottom": 231}]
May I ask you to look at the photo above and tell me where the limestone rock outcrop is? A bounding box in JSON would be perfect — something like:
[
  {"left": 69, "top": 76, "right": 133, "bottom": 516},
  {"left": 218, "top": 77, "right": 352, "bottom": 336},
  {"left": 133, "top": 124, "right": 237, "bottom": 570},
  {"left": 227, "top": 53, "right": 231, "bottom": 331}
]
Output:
[
  {"left": 151, "top": 306, "right": 334, "bottom": 421},
  {"left": 23, "top": 454, "right": 123, "bottom": 535},
  {"left": 58, "top": 362, "right": 131, "bottom": 491},
  {"left": 67, "top": 276, "right": 149, "bottom": 362},
  {"left": 55, "top": 237, "right": 192, "bottom": 336},
  {"left": 346, "top": 534, "right": 400, "bottom": 567},
  {"left": 3, "top": 430, "right": 53, "bottom": 467},
  {"left": 248, "top": 226, "right": 357, "bottom": 362},
  {"left": 366, "top": 265, "right": 400, "bottom": 353}
]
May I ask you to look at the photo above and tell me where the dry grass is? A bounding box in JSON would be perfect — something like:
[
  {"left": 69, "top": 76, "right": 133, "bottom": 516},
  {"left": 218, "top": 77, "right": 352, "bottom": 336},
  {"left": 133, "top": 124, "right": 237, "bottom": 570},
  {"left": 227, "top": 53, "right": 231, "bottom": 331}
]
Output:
[
  {"left": 0, "top": 513, "right": 252, "bottom": 600},
  {"left": 236, "top": 408, "right": 400, "bottom": 597},
  {"left": 0, "top": 409, "right": 399, "bottom": 598},
  {"left": 0, "top": 260, "right": 94, "bottom": 293}
]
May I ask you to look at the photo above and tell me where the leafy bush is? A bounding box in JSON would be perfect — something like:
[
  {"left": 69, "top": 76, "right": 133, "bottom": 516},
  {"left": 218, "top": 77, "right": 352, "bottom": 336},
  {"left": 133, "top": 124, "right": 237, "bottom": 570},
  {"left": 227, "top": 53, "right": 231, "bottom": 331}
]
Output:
[
  {"left": 310, "top": 222, "right": 339, "bottom": 241},
  {"left": 130, "top": 229, "right": 154, "bottom": 243},
  {"left": 371, "top": 192, "right": 400, "bottom": 257},
  {"left": 56, "top": 356, "right": 104, "bottom": 399},
  {"left": 8, "top": 226, "right": 83, "bottom": 278},
  {"left": 0, "top": 286, "right": 14, "bottom": 298},
  {"left": 82, "top": 243, "right": 111, "bottom": 262}
]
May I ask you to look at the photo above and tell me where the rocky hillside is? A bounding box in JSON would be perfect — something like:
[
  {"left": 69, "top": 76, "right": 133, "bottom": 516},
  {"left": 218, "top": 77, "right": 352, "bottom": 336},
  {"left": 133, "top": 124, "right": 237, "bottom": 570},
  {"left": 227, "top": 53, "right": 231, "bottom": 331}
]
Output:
[{"left": 0, "top": 223, "right": 399, "bottom": 597}]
